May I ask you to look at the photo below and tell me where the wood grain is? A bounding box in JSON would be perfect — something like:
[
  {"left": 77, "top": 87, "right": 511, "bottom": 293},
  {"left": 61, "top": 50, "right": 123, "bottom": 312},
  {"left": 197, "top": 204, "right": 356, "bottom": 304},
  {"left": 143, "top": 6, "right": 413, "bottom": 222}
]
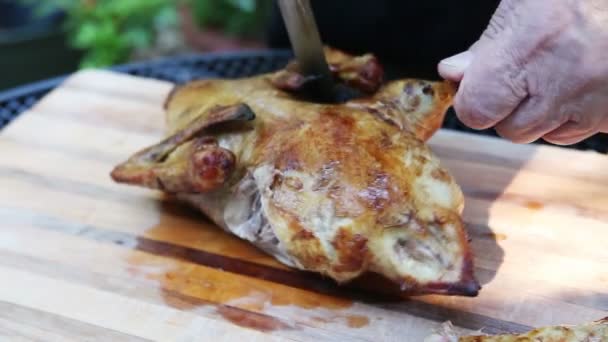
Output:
[{"left": 0, "top": 69, "right": 606, "bottom": 341}]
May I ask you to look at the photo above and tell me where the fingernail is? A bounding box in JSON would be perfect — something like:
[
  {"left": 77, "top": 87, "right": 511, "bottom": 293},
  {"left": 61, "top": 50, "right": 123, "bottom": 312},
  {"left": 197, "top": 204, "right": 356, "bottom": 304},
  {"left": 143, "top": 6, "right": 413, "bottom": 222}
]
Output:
[
  {"left": 440, "top": 51, "right": 473, "bottom": 69},
  {"left": 438, "top": 51, "right": 473, "bottom": 81}
]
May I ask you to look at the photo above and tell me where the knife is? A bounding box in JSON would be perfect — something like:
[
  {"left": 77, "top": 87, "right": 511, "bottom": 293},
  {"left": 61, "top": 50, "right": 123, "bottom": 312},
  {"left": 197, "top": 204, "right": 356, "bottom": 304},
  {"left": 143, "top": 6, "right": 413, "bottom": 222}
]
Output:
[{"left": 278, "top": 0, "right": 335, "bottom": 99}]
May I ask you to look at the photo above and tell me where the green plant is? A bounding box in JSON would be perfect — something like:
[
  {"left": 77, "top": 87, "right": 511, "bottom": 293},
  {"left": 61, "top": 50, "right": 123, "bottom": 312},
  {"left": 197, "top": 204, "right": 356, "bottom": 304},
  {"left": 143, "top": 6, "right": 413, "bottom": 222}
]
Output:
[
  {"left": 192, "top": 0, "right": 271, "bottom": 38},
  {"left": 20, "top": 0, "right": 271, "bottom": 68},
  {"left": 20, "top": 0, "right": 178, "bottom": 68}
]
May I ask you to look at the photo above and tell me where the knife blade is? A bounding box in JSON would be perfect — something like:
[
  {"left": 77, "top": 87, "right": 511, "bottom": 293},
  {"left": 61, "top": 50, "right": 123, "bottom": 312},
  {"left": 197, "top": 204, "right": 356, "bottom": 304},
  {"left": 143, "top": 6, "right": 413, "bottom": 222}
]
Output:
[{"left": 278, "top": 0, "right": 334, "bottom": 99}]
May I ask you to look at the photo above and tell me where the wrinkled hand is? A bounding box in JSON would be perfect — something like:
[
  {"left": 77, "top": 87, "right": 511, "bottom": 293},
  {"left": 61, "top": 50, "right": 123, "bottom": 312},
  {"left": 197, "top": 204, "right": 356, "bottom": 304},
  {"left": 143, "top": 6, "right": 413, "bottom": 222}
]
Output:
[{"left": 438, "top": 0, "right": 608, "bottom": 145}]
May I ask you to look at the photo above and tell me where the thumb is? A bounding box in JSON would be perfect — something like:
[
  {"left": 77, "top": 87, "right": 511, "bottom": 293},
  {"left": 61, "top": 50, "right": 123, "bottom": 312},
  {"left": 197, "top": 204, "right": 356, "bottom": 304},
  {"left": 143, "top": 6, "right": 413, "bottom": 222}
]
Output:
[{"left": 437, "top": 51, "right": 473, "bottom": 82}]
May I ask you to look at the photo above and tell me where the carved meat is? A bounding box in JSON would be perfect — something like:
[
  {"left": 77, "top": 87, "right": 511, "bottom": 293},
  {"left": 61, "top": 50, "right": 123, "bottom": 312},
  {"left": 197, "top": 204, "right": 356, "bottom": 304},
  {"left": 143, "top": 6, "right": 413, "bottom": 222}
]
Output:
[
  {"left": 424, "top": 318, "right": 608, "bottom": 341},
  {"left": 111, "top": 48, "right": 480, "bottom": 296}
]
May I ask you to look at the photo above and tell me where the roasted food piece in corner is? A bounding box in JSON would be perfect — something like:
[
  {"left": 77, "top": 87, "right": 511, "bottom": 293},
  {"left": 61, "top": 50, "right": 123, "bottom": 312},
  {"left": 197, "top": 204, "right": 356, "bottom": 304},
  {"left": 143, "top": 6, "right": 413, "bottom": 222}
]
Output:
[
  {"left": 111, "top": 47, "right": 480, "bottom": 296},
  {"left": 425, "top": 318, "right": 608, "bottom": 341}
]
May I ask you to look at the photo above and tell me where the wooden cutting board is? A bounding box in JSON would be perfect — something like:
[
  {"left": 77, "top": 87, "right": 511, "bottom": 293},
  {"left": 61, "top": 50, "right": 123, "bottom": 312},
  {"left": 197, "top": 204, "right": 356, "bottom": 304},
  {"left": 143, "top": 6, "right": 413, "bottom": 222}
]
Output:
[{"left": 0, "top": 70, "right": 607, "bottom": 341}]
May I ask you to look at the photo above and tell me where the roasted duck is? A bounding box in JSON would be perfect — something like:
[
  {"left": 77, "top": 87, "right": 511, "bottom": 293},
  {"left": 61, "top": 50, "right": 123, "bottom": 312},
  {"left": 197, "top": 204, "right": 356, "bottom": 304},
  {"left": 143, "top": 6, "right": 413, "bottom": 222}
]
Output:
[
  {"left": 425, "top": 317, "right": 608, "bottom": 341},
  {"left": 111, "top": 48, "right": 480, "bottom": 296}
]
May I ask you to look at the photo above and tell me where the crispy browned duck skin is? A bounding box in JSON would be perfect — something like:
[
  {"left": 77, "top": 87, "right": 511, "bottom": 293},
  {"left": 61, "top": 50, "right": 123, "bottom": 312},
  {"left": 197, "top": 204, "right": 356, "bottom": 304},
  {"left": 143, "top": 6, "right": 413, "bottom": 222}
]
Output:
[
  {"left": 111, "top": 47, "right": 480, "bottom": 297},
  {"left": 425, "top": 317, "right": 608, "bottom": 341},
  {"left": 111, "top": 104, "right": 254, "bottom": 192}
]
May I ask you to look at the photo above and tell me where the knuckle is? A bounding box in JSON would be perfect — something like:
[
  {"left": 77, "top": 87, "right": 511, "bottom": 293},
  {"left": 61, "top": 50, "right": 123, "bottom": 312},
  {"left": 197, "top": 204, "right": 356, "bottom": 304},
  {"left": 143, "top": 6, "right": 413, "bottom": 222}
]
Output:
[
  {"left": 564, "top": 112, "right": 597, "bottom": 134},
  {"left": 542, "top": 118, "right": 598, "bottom": 145},
  {"left": 453, "top": 47, "right": 529, "bottom": 130},
  {"left": 512, "top": 101, "right": 553, "bottom": 132},
  {"left": 453, "top": 91, "right": 500, "bottom": 129},
  {"left": 495, "top": 124, "right": 534, "bottom": 143},
  {"left": 495, "top": 101, "right": 559, "bottom": 144},
  {"left": 504, "top": 70, "right": 528, "bottom": 100}
]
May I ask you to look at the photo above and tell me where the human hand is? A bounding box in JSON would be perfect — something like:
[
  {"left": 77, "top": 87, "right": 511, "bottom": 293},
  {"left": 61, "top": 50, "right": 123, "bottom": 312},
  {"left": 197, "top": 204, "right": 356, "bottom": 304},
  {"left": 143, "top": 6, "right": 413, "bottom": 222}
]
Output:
[{"left": 438, "top": 0, "right": 608, "bottom": 145}]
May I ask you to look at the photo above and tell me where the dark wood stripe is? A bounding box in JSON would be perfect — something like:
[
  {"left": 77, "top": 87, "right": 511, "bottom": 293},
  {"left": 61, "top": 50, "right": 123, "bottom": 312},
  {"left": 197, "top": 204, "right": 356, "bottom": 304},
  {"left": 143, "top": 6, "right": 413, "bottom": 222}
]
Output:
[
  {"left": 1, "top": 207, "right": 537, "bottom": 333},
  {"left": 0, "top": 251, "right": 528, "bottom": 339},
  {"left": 0, "top": 207, "right": 380, "bottom": 300},
  {"left": 0, "top": 167, "right": 152, "bottom": 205},
  {"left": 1, "top": 134, "right": 125, "bottom": 165},
  {"left": 0, "top": 300, "right": 150, "bottom": 341},
  {"left": 29, "top": 104, "right": 164, "bottom": 136},
  {"left": 136, "top": 236, "right": 353, "bottom": 296},
  {"left": 0, "top": 250, "right": 348, "bottom": 339},
  {"left": 216, "top": 305, "right": 292, "bottom": 333},
  {"left": 0, "top": 249, "right": 183, "bottom": 308}
]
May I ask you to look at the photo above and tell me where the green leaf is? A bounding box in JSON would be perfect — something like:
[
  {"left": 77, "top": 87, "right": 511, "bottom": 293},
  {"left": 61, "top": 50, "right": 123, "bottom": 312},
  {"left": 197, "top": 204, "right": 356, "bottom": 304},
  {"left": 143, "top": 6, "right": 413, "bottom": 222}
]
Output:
[
  {"left": 154, "top": 6, "right": 179, "bottom": 28},
  {"left": 21, "top": 0, "right": 273, "bottom": 67},
  {"left": 123, "top": 28, "right": 153, "bottom": 49},
  {"left": 228, "top": 0, "right": 256, "bottom": 12},
  {"left": 192, "top": 0, "right": 216, "bottom": 26},
  {"left": 72, "top": 22, "right": 99, "bottom": 48}
]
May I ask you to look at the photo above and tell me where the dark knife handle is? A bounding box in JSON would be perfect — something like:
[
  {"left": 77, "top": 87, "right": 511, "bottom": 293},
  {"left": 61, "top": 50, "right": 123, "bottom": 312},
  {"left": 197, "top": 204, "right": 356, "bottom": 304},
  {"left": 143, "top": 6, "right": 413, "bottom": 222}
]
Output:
[{"left": 278, "top": 0, "right": 334, "bottom": 97}]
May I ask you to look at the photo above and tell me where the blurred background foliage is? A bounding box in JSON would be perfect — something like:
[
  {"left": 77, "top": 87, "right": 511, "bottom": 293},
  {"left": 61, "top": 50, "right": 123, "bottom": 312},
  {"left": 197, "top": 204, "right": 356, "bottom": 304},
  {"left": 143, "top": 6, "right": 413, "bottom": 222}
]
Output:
[
  {"left": 193, "top": 0, "right": 271, "bottom": 38},
  {"left": 16, "top": 0, "right": 272, "bottom": 68}
]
